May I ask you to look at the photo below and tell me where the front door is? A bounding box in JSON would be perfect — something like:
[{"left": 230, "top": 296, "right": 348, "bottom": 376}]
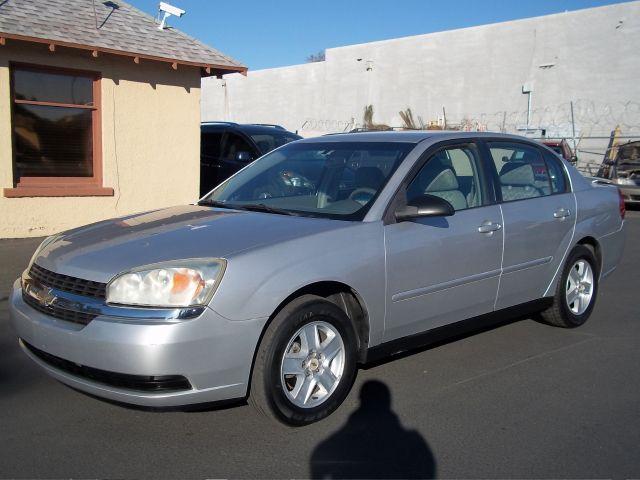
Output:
[{"left": 384, "top": 142, "right": 503, "bottom": 341}]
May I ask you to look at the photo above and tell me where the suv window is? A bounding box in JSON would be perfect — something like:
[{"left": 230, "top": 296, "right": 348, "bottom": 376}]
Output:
[
  {"left": 488, "top": 142, "right": 552, "bottom": 201},
  {"left": 407, "top": 145, "right": 483, "bottom": 211},
  {"left": 222, "top": 133, "right": 255, "bottom": 162},
  {"left": 250, "top": 133, "right": 300, "bottom": 153},
  {"left": 201, "top": 132, "right": 223, "bottom": 165}
]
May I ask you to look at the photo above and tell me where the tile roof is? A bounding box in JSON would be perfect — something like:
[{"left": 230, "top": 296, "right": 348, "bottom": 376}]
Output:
[{"left": 0, "top": 0, "right": 245, "bottom": 72}]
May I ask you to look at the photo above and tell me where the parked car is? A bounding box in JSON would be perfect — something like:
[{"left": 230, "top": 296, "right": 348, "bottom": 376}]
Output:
[
  {"left": 540, "top": 139, "right": 577, "bottom": 164},
  {"left": 200, "top": 122, "right": 302, "bottom": 196},
  {"left": 595, "top": 140, "right": 640, "bottom": 205},
  {"left": 10, "top": 132, "right": 625, "bottom": 426}
]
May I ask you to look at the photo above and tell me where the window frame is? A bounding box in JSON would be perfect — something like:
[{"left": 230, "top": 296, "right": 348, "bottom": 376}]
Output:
[
  {"left": 479, "top": 139, "right": 570, "bottom": 205},
  {"left": 541, "top": 149, "right": 569, "bottom": 194},
  {"left": 5, "top": 62, "right": 112, "bottom": 198},
  {"left": 383, "top": 140, "right": 496, "bottom": 225}
]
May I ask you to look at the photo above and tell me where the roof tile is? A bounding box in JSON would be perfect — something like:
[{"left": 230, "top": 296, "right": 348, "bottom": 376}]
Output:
[{"left": 0, "top": 0, "right": 245, "bottom": 71}]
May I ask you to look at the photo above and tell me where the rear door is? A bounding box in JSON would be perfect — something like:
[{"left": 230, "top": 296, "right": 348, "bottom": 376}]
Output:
[
  {"left": 383, "top": 141, "right": 503, "bottom": 341},
  {"left": 483, "top": 141, "right": 575, "bottom": 309}
]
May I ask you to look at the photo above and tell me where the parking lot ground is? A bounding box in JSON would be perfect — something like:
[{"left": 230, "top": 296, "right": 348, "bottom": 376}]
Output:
[{"left": 1, "top": 212, "right": 639, "bottom": 479}]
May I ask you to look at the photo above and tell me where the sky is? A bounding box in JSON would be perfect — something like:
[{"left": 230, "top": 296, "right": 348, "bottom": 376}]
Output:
[{"left": 129, "top": 0, "right": 630, "bottom": 70}]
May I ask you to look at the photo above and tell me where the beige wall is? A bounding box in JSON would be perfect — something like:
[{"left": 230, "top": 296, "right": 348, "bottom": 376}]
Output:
[{"left": 0, "top": 42, "right": 202, "bottom": 238}]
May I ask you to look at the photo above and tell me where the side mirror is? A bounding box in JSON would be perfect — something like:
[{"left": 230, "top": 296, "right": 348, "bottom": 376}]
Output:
[
  {"left": 395, "top": 194, "right": 454, "bottom": 221},
  {"left": 235, "top": 151, "right": 255, "bottom": 162}
]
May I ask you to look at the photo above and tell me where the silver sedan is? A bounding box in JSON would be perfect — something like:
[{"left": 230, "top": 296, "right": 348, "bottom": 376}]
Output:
[{"left": 9, "top": 132, "right": 625, "bottom": 425}]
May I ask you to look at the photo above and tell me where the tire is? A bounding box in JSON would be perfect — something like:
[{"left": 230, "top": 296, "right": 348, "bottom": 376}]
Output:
[
  {"left": 249, "top": 295, "right": 358, "bottom": 426},
  {"left": 540, "top": 245, "right": 599, "bottom": 328}
]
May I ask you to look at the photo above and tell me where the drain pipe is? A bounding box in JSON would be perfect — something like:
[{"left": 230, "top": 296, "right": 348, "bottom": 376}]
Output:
[{"left": 522, "top": 84, "right": 533, "bottom": 130}]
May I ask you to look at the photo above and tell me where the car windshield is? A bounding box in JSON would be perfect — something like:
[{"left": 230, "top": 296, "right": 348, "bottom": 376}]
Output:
[{"left": 201, "top": 141, "right": 414, "bottom": 220}]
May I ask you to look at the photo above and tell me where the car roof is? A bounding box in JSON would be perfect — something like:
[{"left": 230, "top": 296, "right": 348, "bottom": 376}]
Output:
[
  {"left": 201, "top": 122, "right": 300, "bottom": 136},
  {"left": 301, "top": 130, "right": 538, "bottom": 144}
]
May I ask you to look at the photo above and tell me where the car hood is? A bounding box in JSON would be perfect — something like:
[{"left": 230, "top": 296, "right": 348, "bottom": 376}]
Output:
[{"left": 33, "top": 205, "right": 351, "bottom": 283}]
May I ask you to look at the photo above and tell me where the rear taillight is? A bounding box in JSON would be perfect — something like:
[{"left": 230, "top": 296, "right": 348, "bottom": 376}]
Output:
[{"left": 618, "top": 188, "right": 626, "bottom": 219}]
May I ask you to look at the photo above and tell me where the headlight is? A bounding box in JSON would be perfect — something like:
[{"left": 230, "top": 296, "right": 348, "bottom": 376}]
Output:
[
  {"left": 28, "top": 233, "right": 62, "bottom": 268},
  {"left": 106, "top": 259, "right": 226, "bottom": 308}
]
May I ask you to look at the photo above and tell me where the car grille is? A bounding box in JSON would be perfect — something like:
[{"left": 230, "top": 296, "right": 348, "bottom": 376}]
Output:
[
  {"left": 22, "top": 291, "right": 97, "bottom": 325},
  {"left": 29, "top": 263, "right": 107, "bottom": 300},
  {"left": 23, "top": 341, "right": 192, "bottom": 392}
]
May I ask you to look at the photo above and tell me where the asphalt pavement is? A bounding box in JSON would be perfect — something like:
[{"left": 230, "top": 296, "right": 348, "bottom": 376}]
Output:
[{"left": 1, "top": 212, "right": 639, "bottom": 479}]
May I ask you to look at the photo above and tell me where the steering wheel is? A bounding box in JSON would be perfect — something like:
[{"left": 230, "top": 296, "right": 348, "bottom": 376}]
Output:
[{"left": 348, "top": 187, "right": 377, "bottom": 206}]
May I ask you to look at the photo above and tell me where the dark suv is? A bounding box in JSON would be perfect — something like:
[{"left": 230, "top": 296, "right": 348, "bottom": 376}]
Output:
[{"left": 200, "top": 122, "right": 302, "bottom": 196}]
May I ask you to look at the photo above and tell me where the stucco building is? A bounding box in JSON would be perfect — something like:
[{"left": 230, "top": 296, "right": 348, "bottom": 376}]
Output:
[
  {"left": 202, "top": 1, "right": 640, "bottom": 171},
  {"left": 1, "top": 0, "right": 245, "bottom": 238}
]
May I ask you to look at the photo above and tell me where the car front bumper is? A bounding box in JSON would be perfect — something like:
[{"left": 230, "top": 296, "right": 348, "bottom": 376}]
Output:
[{"left": 9, "top": 279, "right": 267, "bottom": 407}]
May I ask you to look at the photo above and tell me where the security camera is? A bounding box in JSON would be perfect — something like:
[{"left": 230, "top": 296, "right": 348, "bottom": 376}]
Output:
[
  {"left": 158, "top": 2, "right": 185, "bottom": 29},
  {"left": 159, "top": 2, "right": 185, "bottom": 17}
]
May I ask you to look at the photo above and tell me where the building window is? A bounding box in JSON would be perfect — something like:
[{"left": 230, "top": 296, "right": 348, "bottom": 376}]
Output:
[{"left": 5, "top": 63, "right": 112, "bottom": 197}]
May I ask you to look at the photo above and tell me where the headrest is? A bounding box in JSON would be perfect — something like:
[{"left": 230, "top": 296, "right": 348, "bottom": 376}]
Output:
[
  {"left": 500, "top": 162, "right": 535, "bottom": 186},
  {"left": 425, "top": 169, "right": 459, "bottom": 192},
  {"left": 355, "top": 167, "right": 384, "bottom": 190}
]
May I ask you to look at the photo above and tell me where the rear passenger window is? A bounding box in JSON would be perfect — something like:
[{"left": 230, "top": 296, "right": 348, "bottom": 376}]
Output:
[
  {"left": 488, "top": 143, "right": 552, "bottom": 201},
  {"left": 407, "top": 145, "right": 483, "bottom": 211},
  {"left": 543, "top": 152, "right": 568, "bottom": 193}
]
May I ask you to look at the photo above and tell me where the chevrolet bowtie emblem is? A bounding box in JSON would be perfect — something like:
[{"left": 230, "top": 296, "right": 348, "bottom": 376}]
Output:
[
  {"left": 27, "top": 281, "right": 57, "bottom": 308},
  {"left": 40, "top": 288, "right": 58, "bottom": 308}
]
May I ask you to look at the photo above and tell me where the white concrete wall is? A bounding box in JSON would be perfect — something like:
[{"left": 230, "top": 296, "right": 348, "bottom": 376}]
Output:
[{"left": 202, "top": 1, "right": 640, "bottom": 169}]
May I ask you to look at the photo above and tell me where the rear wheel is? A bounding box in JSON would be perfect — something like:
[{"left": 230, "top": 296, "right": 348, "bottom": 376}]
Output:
[
  {"left": 540, "top": 245, "right": 599, "bottom": 328},
  {"left": 249, "top": 295, "right": 358, "bottom": 426}
]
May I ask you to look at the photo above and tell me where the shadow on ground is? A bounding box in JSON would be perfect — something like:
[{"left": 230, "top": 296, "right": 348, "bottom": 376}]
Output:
[{"left": 310, "top": 380, "right": 436, "bottom": 479}]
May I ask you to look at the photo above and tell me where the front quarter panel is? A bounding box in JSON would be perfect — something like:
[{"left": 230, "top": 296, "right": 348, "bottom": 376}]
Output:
[{"left": 209, "top": 221, "right": 387, "bottom": 347}]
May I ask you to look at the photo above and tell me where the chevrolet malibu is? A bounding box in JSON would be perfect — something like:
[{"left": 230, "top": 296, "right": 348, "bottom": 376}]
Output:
[{"left": 10, "top": 132, "right": 625, "bottom": 425}]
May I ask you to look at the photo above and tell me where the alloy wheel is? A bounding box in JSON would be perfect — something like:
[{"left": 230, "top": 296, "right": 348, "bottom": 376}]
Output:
[
  {"left": 280, "top": 321, "right": 345, "bottom": 409},
  {"left": 565, "top": 259, "right": 594, "bottom": 315}
]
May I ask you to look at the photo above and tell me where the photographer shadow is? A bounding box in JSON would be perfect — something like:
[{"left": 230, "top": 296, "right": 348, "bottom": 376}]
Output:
[{"left": 310, "top": 380, "right": 436, "bottom": 479}]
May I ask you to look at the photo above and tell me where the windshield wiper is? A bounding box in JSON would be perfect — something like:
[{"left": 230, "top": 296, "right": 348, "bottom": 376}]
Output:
[
  {"left": 198, "top": 199, "right": 298, "bottom": 216},
  {"left": 197, "top": 199, "right": 237, "bottom": 209},
  {"left": 234, "top": 203, "right": 299, "bottom": 216}
]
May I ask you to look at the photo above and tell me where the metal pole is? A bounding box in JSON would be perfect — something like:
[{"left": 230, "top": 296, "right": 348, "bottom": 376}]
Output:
[{"left": 570, "top": 100, "right": 577, "bottom": 152}]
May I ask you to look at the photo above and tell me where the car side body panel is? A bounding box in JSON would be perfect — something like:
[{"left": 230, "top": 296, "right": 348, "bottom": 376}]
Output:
[
  {"left": 383, "top": 205, "right": 503, "bottom": 342},
  {"left": 210, "top": 220, "right": 388, "bottom": 347},
  {"left": 543, "top": 163, "right": 625, "bottom": 295},
  {"left": 495, "top": 192, "right": 576, "bottom": 309}
]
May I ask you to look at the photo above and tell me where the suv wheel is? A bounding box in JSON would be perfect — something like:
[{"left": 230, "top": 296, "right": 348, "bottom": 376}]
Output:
[
  {"left": 249, "top": 295, "right": 357, "bottom": 426},
  {"left": 540, "top": 245, "right": 599, "bottom": 328}
]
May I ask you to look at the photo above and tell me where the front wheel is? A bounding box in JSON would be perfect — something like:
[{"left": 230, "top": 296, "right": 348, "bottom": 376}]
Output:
[
  {"left": 540, "top": 245, "right": 599, "bottom": 328},
  {"left": 249, "top": 295, "right": 358, "bottom": 426}
]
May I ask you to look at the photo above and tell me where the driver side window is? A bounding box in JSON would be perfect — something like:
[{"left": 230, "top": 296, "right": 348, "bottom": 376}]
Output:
[{"left": 407, "top": 145, "right": 483, "bottom": 211}]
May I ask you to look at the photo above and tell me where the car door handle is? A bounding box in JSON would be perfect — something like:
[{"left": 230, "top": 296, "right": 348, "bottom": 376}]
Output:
[
  {"left": 553, "top": 208, "right": 571, "bottom": 219},
  {"left": 478, "top": 222, "right": 502, "bottom": 233}
]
